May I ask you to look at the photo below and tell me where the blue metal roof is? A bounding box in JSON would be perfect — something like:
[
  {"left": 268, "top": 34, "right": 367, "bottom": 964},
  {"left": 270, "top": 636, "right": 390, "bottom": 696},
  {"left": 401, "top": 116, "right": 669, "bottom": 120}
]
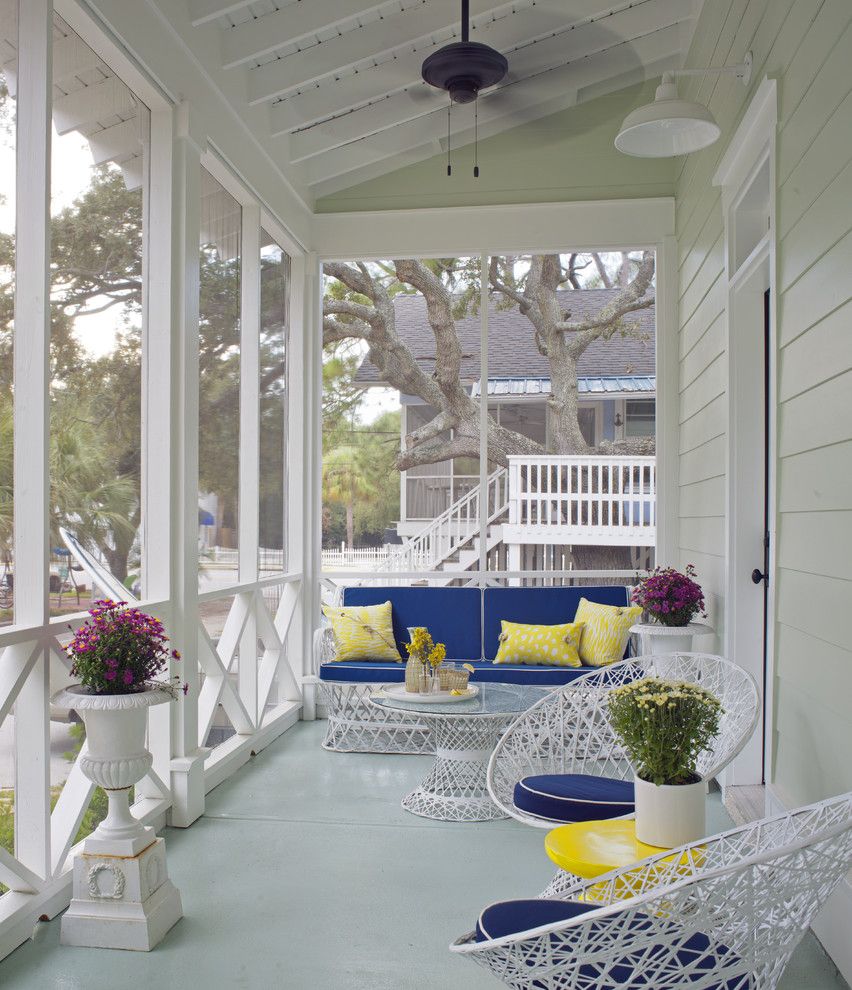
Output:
[{"left": 471, "top": 376, "right": 655, "bottom": 398}]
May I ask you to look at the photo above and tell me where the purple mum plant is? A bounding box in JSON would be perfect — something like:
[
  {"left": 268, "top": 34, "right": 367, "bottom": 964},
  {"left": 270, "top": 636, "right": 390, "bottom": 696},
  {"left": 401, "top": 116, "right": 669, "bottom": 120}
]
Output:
[
  {"left": 632, "top": 564, "right": 706, "bottom": 628},
  {"left": 66, "top": 600, "right": 187, "bottom": 697}
]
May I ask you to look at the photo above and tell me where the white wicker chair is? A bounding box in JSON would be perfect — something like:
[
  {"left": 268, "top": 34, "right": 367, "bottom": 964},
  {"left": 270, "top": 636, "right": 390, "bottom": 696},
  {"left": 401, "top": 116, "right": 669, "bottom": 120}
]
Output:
[
  {"left": 451, "top": 791, "right": 852, "bottom": 990},
  {"left": 487, "top": 654, "right": 760, "bottom": 829}
]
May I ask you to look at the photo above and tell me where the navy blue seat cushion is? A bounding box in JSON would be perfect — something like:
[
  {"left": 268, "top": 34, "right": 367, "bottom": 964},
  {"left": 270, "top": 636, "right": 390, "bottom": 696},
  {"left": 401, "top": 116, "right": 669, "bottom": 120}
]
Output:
[
  {"left": 319, "top": 659, "right": 598, "bottom": 685},
  {"left": 342, "top": 586, "right": 481, "bottom": 660},
  {"left": 482, "top": 586, "right": 630, "bottom": 661},
  {"left": 474, "top": 899, "right": 748, "bottom": 988},
  {"left": 514, "top": 773, "right": 635, "bottom": 823}
]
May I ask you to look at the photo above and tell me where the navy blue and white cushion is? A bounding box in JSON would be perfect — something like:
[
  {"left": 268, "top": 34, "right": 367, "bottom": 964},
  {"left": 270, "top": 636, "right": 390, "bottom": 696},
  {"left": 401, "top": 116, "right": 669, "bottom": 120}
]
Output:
[{"left": 513, "top": 773, "right": 635, "bottom": 824}]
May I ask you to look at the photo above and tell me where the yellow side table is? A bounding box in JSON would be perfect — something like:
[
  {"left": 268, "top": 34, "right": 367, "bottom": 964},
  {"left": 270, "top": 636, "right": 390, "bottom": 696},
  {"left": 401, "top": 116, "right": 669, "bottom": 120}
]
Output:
[{"left": 545, "top": 819, "right": 703, "bottom": 902}]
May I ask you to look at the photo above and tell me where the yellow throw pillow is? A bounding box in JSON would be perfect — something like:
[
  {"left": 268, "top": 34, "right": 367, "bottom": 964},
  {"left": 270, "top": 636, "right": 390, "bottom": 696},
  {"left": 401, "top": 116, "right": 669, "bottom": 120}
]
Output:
[
  {"left": 322, "top": 601, "right": 402, "bottom": 662},
  {"left": 493, "top": 620, "right": 584, "bottom": 667},
  {"left": 575, "top": 598, "right": 642, "bottom": 667}
]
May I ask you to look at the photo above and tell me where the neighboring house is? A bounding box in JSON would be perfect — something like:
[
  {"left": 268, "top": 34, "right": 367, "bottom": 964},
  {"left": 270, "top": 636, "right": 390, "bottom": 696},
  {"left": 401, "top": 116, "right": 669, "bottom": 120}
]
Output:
[{"left": 354, "top": 288, "right": 656, "bottom": 539}]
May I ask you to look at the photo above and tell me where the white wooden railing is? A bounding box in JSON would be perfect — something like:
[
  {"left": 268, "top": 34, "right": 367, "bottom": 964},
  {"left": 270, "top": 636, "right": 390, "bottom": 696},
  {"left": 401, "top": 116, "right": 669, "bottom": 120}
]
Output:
[
  {"left": 506, "top": 455, "right": 656, "bottom": 545},
  {"left": 321, "top": 547, "right": 390, "bottom": 569},
  {"left": 382, "top": 467, "right": 509, "bottom": 573}
]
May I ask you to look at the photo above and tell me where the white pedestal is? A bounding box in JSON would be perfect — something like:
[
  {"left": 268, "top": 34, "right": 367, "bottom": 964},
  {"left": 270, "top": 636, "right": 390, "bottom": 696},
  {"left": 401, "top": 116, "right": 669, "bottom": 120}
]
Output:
[
  {"left": 630, "top": 621, "right": 713, "bottom": 656},
  {"left": 61, "top": 838, "right": 183, "bottom": 951}
]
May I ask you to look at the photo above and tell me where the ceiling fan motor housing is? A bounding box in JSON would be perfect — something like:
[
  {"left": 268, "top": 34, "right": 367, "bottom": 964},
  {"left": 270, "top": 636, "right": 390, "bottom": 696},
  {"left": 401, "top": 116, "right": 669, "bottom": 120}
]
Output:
[{"left": 421, "top": 41, "right": 508, "bottom": 104}]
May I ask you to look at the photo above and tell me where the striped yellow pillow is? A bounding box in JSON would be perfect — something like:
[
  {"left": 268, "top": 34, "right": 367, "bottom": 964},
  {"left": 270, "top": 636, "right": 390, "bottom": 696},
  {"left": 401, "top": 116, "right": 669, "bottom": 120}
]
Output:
[
  {"left": 494, "top": 620, "right": 584, "bottom": 667},
  {"left": 322, "top": 601, "right": 402, "bottom": 662},
  {"left": 575, "top": 598, "right": 641, "bottom": 667}
]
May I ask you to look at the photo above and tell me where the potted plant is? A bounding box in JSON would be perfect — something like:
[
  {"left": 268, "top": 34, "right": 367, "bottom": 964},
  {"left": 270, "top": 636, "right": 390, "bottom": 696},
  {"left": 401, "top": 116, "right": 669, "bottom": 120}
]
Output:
[
  {"left": 607, "top": 677, "right": 722, "bottom": 847},
  {"left": 404, "top": 626, "right": 446, "bottom": 694},
  {"left": 632, "top": 564, "right": 707, "bottom": 653},
  {"left": 52, "top": 599, "right": 186, "bottom": 856}
]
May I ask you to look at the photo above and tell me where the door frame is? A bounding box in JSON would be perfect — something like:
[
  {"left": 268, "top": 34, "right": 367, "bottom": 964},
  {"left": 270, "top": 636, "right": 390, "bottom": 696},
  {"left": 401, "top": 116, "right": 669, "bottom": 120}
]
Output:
[{"left": 714, "top": 78, "right": 778, "bottom": 788}]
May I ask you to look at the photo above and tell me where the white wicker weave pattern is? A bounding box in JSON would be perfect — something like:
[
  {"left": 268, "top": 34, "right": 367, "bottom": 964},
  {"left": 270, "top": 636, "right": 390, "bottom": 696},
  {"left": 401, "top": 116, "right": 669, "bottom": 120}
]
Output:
[
  {"left": 450, "top": 792, "right": 852, "bottom": 990},
  {"left": 487, "top": 654, "right": 761, "bottom": 829},
  {"left": 316, "top": 627, "right": 432, "bottom": 754}
]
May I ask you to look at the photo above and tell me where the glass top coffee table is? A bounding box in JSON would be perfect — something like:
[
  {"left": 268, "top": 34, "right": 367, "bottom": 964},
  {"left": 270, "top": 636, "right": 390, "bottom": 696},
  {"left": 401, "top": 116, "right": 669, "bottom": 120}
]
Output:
[{"left": 370, "top": 683, "right": 549, "bottom": 822}]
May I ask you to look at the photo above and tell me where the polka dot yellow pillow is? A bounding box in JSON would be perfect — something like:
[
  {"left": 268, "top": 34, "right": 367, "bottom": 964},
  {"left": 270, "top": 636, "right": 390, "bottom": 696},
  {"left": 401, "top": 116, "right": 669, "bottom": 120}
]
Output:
[
  {"left": 575, "top": 598, "right": 641, "bottom": 667},
  {"left": 494, "top": 620, "right": 584, "bottom": 667},
  {"left": 322, "top": 601, "right": 402, "bottom": 662}
]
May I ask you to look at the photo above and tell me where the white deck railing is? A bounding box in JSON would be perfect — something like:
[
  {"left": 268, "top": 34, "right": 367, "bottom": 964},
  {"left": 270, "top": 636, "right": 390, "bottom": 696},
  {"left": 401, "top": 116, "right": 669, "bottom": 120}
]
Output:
[{"left": 506, "top": 455, "right": 656, "bottom": 546}]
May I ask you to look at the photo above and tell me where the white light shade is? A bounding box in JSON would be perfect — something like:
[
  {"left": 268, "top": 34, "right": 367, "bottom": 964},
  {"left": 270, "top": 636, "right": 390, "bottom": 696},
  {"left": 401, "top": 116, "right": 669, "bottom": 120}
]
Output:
[{"left": 615, "top": 82, "right": 721, "bottom": 157}]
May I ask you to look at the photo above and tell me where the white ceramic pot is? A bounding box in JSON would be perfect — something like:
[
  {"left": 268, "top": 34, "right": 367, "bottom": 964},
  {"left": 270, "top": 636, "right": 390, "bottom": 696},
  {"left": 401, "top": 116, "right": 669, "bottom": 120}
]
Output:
[
  {"left": 634, "top": 774, "right": 706, "bottom": 848},
  {"left": 52, "top": 685, "right": 173, "bottom": 855}
]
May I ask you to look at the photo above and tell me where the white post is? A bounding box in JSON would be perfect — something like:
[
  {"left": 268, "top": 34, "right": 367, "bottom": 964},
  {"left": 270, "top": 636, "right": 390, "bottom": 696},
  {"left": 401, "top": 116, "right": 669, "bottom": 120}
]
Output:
[
  {"left": 478, "top": 254, "right": 488, "bottom": 579},
  {"left": 655, "top": 234, "right": 679, "bottom": 567},
  {"left": 13, "top": 0, "right": 51, "bottom": 881},
  {"left": 239, "top": 204, "right": 260, "bottom": 727},
  {"left": 139, "top": 106, "right": 175, "bottom": 798},
  {"left": 168, "top": 102, "right": 206, "bottom": 827}
]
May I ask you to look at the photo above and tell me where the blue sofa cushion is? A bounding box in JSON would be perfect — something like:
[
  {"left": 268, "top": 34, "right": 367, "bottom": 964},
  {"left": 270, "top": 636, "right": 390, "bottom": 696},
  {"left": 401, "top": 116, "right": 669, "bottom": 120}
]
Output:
[
  {"left": 483, "top": 586, "right": 630, "bottom": 661},
  {"left": 514, "top": 773, "right": 635, "bottom": 823},
  {"left": 319, "top": 659, "right": 597, "bottom": 686},
  {"left": 342, "top": 586, "right": 481, "bottom": 660},
  {"left": 474, "top": 900, "right": 747, "bottom": 988}
]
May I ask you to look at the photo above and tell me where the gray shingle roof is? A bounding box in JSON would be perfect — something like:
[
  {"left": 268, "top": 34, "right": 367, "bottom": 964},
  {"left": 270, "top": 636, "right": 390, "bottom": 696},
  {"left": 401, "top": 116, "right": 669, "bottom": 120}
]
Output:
[{"left": 353, "top": 288, "right": 655, "bottom": 385}]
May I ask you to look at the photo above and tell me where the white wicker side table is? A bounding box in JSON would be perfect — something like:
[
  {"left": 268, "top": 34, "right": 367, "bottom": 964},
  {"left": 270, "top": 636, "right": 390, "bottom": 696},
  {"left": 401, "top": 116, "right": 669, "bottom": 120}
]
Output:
[
  {"left": 629, "top": 621, "right": 714, "bottom": 655},
  {"left": 370, "top": 684, "right": 549, "bottom": 823}
]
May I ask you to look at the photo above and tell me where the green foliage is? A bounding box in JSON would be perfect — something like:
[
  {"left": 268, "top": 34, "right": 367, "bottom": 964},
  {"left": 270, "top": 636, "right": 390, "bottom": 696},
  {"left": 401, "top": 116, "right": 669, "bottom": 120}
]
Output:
[{"left": 607, "top": 677, "right": 723, "bottom": 786}]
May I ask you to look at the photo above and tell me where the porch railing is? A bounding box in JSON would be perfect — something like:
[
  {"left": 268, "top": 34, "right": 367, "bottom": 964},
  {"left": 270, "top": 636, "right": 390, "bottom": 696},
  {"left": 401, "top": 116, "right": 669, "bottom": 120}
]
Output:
[{"left": 506, "top": 455, "right": 656, "bottom": 545}]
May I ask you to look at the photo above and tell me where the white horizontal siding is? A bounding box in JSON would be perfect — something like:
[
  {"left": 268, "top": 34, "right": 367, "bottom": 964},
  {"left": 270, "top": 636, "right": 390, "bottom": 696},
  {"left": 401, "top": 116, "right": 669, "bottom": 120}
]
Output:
[{"left": 677, "top": 0, "right": 852, "bottom": 827}]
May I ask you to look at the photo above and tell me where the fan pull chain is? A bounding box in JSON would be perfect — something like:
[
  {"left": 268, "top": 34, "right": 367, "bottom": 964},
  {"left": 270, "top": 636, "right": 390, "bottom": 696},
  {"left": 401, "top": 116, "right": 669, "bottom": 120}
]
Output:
[
  {"left": 474, "top": 97, "right": 479, "bottom": 178},
  {"left": 447, "top": 99, "right": 452, "bottom": 176}
]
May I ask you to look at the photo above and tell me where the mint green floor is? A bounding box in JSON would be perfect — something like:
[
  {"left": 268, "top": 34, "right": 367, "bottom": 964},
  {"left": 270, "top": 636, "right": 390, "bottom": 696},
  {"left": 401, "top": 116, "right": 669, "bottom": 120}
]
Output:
[{"left": 1, "top": 720, "right": 848, "bottom": 989}]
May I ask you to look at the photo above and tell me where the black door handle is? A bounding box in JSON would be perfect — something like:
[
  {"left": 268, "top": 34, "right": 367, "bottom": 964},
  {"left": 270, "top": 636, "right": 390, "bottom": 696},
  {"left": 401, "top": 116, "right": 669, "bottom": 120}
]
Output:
[{"left": 751, "top": 568, "right": 767, "bottom": 585}]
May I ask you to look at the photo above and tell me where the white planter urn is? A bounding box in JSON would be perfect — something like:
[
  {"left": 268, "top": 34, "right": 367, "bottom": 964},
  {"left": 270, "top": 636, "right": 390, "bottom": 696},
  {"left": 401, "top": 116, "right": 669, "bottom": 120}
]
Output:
[
  {"left": 54, "top": 685, "right": 173, "bottom": 856},
  {"left": 51, "top": 685, "right": 183, "bottom": 951},
  {"left": 630, "top": 621, "right": 713, "bottom": 656},
  {"left": 634, "top": 774, "right": 706, "bottom": 848}
]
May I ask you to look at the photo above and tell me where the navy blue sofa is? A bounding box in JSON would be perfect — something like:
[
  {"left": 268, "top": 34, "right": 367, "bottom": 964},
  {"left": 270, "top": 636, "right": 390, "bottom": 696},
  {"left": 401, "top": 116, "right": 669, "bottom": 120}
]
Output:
[{"left": 319, "top": 585, "right": 632, "bottom": 687}]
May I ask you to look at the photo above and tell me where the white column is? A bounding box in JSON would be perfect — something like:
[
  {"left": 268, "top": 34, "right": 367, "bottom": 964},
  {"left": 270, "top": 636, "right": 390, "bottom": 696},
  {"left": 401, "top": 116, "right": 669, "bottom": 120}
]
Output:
[
  {"left": 238, "top": 204, "right": 260, "bottom": 727},
  {"left": 13, "top": 0, "right": 52, "bottom": 881},
  {"left": 478, "top": 254, "right": 488, "bottom": 580},
  {"left": 139, "top": 106, "right": 175, "bottom": 798},
  {"left": 654, "top": 234, "right": 679, "bottom": 568},
  {"left": 168, "top": 102, "right": 207, "bottom": 827}
]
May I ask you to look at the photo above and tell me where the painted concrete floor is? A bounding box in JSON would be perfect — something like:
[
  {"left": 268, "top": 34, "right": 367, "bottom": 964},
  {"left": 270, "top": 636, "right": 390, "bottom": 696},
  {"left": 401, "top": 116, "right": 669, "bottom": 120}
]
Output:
[{"left": 1, "top": 720, "right": 848, "bottom": 990}]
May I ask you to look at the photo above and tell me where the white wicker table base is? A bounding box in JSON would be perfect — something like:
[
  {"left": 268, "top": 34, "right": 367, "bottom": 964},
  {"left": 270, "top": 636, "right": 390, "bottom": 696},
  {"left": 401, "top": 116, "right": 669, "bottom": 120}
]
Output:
[{"left": 400, "top": 715, "right": 515, "bottom": 822}]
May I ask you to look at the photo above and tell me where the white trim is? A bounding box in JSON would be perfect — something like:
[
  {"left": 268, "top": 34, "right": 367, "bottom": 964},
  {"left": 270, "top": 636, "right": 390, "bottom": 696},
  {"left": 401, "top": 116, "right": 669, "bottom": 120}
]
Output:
[
  {"left": 313, "top": 198, "right": 675, "bottom": 260},
  {"left": 717, "top": 77, "right": 778, "bottom": 789},
  {"left": 654, "top": 234, "right": 679, "bottom": 567}
]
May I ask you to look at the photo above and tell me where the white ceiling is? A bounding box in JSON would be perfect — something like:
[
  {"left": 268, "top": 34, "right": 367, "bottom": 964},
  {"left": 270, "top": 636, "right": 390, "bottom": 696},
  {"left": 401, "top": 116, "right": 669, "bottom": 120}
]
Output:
[{"left": 184, "top": 0, "right": 703, "bottom": 200}]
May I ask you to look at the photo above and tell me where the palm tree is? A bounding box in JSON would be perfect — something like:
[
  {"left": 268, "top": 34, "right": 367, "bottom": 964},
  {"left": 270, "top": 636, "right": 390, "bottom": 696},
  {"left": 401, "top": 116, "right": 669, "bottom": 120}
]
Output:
[{"left": 323, "top": 444, "right": 377, "bottom": 549}]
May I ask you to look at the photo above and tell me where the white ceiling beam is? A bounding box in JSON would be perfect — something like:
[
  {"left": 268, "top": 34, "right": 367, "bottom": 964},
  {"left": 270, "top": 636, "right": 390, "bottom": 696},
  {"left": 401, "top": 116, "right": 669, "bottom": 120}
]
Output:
[
  {"left": 303, "top": 23, "right": 682, "bottom": 186},
  {"left": 289, "top": 0, "right": 688, "bottom": 162},
  {"left": 220, "top": 0, "right": 391, "bottom": 70},
  {"left": 52, "top": 77, "right": 137, "bottom": 135},
  {"left": 245, "top": 0, "right": 515, "bottom": 104},
  {"left": 86, "top": 118, "right": 140, "bottom": 165},
  {"left": 188, "top": 0, "right": 255, "bottom": 28},
  {"left": 3, "top": 32, "right": 103, "bottom": 98},
  {"left": 268, "top": 0, "right": 588, "bottom": 131}
]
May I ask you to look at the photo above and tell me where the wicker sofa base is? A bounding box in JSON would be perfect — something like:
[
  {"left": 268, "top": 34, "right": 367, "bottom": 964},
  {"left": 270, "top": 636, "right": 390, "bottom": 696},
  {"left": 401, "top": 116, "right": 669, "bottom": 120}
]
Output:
[{"left": 319, "top": 682, "right": 433, "bottom": 754}]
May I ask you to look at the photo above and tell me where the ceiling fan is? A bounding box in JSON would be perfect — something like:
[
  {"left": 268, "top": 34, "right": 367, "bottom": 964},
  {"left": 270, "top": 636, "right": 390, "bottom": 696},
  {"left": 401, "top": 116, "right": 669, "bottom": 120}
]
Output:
[{"left": 420, "top": 0, "right": 509, "bottom": 176}]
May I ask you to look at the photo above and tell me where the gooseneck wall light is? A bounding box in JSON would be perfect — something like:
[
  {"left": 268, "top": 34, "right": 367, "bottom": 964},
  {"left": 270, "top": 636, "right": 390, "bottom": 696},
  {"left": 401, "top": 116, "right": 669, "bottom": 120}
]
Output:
[{"left": 615, "top": 52, "right": 752, "bottom": 157}]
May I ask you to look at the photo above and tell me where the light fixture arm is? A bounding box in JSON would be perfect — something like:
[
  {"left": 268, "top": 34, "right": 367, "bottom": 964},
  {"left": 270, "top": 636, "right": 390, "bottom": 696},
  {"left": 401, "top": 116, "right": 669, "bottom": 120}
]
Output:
[{"left": 661, "top": 51, "right": 752, "bottom": 88}]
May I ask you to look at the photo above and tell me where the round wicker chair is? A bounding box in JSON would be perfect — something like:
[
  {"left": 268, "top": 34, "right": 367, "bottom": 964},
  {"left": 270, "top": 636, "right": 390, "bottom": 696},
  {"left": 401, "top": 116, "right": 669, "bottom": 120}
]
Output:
[
  {"left": 486, "top": 653, "right": 760, "bottom": 829},
  {"left": 451, "top": 791, "right": 852, "bottom": 990}
]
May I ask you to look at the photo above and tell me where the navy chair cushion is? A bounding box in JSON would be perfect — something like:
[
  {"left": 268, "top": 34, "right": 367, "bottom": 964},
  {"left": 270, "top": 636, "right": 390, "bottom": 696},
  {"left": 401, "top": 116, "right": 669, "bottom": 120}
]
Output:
[
  {"left": 514, "top": 773, "right": 635, "bottom": 823},
  {"left": 474, "top": 899, "right": 748, "bottom": 988},
  {"left": 319, "top": 660, "right": 598, "bottom": 686},
  {"left": 342, "top": 586, "right": 481, "bottom": 660},
  {"left": 482, "top": 586, "right": 630, "bottom": 660}
]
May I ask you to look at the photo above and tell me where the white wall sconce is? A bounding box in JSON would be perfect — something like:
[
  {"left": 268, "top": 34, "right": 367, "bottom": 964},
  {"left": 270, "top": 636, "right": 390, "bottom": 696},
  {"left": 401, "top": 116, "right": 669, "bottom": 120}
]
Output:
[{"left": 615, "top": 53, "right": 752, "bottom": 157}]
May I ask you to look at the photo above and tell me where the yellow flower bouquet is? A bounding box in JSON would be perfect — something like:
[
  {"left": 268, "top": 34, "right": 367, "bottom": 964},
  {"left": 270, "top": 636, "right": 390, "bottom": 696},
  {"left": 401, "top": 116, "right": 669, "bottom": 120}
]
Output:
[{"left": 404, "top": 627, "right": 447, "bottom": 693}]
